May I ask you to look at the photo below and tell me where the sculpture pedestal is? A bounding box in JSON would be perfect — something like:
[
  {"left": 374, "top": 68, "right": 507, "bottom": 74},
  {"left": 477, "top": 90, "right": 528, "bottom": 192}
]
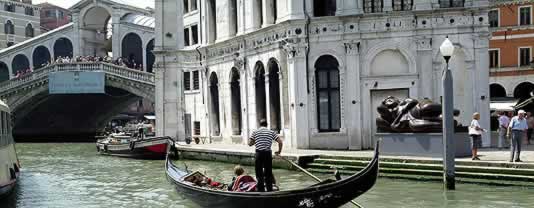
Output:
[{"left": 376, "top": 133, "right": 471, "bottom": 158}]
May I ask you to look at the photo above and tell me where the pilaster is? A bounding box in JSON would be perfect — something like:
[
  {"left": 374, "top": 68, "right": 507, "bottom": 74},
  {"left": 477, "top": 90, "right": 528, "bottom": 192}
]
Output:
[
  {"left": 344, "top": 42, "right": 362, "bottom": 150},
  {"left": 282, "top": 39, "right": 309, "bottom": 149},
  {"left": 264, "top": 72, "right": 272, "bottom": 130},
  {"left": 383, "top": 0, "right": 393, "bottom": 12},
  {"left": 416, "top": 37, "right": 433, "bottom": 99},
  {"left": 112, "top": 7, "right": 121, "bottom": 58},
  {"left": 414, "top": 0, "right": 432, "bottom": 11}
]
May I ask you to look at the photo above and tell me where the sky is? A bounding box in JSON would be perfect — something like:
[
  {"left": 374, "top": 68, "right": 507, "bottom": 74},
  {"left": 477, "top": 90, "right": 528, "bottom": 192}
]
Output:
[{"left": 32, "top": 0, "right": 155, "bottom": 9}]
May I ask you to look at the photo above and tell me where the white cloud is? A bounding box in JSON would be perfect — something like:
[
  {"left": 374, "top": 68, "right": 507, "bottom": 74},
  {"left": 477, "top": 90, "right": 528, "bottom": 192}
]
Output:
[{"left": 32, "top": 0, "right": 154, "bottom": 9}]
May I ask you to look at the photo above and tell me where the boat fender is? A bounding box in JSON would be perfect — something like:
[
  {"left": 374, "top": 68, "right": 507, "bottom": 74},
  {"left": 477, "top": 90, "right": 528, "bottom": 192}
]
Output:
[
  {"left": 13, "top": 163, "right": 19, "bottom": 173},
  {"left": 104, "top": 144, "right": 108, "bottom": 152},
  {"left": 96, "top": 145, "right": 100, "bottom": 152},
  {"left": 129, "top": 141, "right": 136, "bottom": 151},
  {"left": 9, "top": 168, "right": 16, "bottom": 180},
  {"left": 170, "top": 143, "right": 179, "bottom": 158}
]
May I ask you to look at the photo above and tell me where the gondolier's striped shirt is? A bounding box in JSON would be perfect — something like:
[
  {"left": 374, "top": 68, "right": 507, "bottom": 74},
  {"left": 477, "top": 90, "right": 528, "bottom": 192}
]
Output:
[{"left": 251, "top": 127, "right": 278, "bottom": 151}]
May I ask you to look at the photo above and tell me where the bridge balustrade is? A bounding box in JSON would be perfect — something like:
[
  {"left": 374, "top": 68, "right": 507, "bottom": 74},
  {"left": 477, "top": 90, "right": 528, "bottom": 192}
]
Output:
[{"left": 0, "top": 62, "right": 155, "bottom": 94}]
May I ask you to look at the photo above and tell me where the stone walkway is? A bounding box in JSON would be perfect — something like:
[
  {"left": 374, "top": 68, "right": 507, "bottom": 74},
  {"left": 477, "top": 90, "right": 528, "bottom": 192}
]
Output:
[{"left": 176, "top": 141, "right": 534, "bottom": 164}]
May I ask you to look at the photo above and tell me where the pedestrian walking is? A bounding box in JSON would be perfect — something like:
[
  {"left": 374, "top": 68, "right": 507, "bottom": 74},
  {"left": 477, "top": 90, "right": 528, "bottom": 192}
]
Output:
[
  {"left": 468, "top": 112, "right": 485, "bottom": 160},
  {"left": 248, "top": 119, "right": 283, "bottom": 192},
  {"left": 527, "top": 112, "right": 534, "bottom": 145},
  {"left": 507, "top": 110, "right": 528, "bottom": 162},
  {"left": 498, "top": 111, "right": 510, "bottom": 149}
]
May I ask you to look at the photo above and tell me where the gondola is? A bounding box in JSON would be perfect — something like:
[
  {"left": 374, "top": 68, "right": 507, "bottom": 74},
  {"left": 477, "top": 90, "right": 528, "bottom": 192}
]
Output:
[
  {"left": 96, "top": 135, "right": 170, "bottom": 159},
  {"left": 165, "top": 142, "right": 380, "bottom": 208}
]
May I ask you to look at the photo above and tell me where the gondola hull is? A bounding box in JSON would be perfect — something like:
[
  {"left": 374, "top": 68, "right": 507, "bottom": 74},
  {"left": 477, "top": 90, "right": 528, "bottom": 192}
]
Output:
[
  {"left": 166, "top": 143, "right": 380, "bottom": 208},
  {"left": 97, "top": 136, "right": 169, "bottom": 160}
]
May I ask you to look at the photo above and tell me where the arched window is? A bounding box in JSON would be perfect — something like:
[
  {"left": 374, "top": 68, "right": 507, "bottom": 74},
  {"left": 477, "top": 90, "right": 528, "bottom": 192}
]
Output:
[
  {"left": 25, "top": 7, "right": 34, "bottom": 16},
  {"left": 4, "top": 20, "right": 14, "bottom": 34},
  {"left": 25, "top": 24, "right": 34, "bottom": 37},
  {"left": 315, "top": 55, "right": 340, "bottom": 132},
  {"left": 4, "top": 3, "right": 15, "bottom": 12}
]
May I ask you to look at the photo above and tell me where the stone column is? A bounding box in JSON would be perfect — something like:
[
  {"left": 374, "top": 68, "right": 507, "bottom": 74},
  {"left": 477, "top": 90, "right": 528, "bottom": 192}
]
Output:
[
  {"left": 416, "top": 37, "right": 433, "bottom": 99},
  {"left": 264, "top": 72, "right": 272, "bottom": 130},
  {"left": 383, "top": 0, "right": 393, "bottom": 12},
  {"left": 286, "top": 0, "right": 305, "bottom": 20},
  {"left": 142, "top": 40, "right": 148, "bottom": 72},
  {"left": 235, "top": 58, "right": 248, "bottom": 142},
  {"left": 247, "top": 0, "right": 262, "bottom": 32},
  {"left": 236, "top": 0, "right": 245, "bottom": 35},
  {"left": 336, "top": 0, "right": 361, "bottom": 16},
  {"left": 112, "top": 8, "right": 122, "bottom": 59},
  {"left": 283, "top": 40, "right": 309, "bottom": 149},
  {"left": 262, "top": 0, "right": 275, "bottom": 27},
  {"left": 414, "top": 0, "right": 432, "bottom": 10},
  {"left": 71, "top": 9, "right": 81, "bottom": 57},
  {"left": 344, "top": 42, "right": 362, "bottom": 150},
  {"left": 474, "top": 33, "right": 491, "bottom": 147}
]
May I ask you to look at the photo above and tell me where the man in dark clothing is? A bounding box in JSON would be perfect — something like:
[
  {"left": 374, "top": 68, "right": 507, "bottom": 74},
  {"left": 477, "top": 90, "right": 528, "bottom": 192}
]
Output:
[{"left": 248, "top": 119, "right": 283, "bottom": 192}]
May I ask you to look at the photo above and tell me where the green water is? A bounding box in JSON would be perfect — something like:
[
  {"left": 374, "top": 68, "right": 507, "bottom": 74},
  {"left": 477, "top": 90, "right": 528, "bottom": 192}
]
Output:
[{"left": 1, "top": 143, "right": 534, "bottom": 208}]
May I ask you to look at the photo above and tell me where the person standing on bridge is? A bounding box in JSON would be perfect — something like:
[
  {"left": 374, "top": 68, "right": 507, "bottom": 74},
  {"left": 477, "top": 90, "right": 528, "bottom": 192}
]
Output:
[{"left": 248, "top": 119, "right": 283, "bottom": 192}]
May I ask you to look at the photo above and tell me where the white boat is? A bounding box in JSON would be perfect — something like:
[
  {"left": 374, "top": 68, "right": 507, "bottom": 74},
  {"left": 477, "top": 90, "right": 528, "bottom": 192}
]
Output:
[{"left": 0, "top": 100, "right": 20, "bottom": 198}]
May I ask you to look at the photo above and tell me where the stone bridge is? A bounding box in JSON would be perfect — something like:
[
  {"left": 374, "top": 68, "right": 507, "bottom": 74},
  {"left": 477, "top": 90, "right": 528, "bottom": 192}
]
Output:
[{"left": 0, "top": 63, "right": 155, "bottom": 141}]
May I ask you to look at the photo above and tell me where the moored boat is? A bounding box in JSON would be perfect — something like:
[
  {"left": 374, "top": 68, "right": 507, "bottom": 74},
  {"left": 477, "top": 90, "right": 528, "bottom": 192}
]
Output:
[
  {"left": 96, "top": 134, "right": 170, "bottom": 159},
  {"left": 165, "top": 142, "right": 380, "bottom": 208},
  {"left": 0, "top": 100, "right": 20, "bottom": 198}
]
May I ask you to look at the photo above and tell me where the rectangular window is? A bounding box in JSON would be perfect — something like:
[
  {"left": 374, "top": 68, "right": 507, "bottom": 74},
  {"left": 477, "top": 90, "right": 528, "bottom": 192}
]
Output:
[
  {"left": 489, "top": 50, "right": 499, "bottom": 68},
  {"left": 191, "top": 0, "right": 197, "bottom": 11},
  {"left": 193, "top": 70, "right": 199, "bottom": 90},
  {"left": 520, "top": 6, "right": 532, "bottom": 26},
  {"left": 392, "top": 0, "right": 413, "bottom": 11},
  {"left": 364, "top": 0, "right": 383, "bottom": 13},
  {"left": 184, "top": 28, "right": 190, "bottom": 46},
  {"left": 193, "top": 121, "right": 201, "bottom": 135},
  {"left": 45, "top": 10, "right": 53, "bottom": 17},
  {"left": 58, "top": 11, "right": 64, "bottom": 19},
  {"left": 183, "top": 0, "right": 189, "bottom": 13},
  {"left": 519, "top": 48, "right": 531, "bottom": 66},
  {"left": 489, "top": 10, "right": 499, "bottom": 27},
  {"left": 439, "top": 0, "right": 464, "bottom": 8},
  {"left": 191, "top": 25, "right": 198, "bottom": 45},
  {"left": 184, "top": 71, "right": 191, "bottom": 90}
]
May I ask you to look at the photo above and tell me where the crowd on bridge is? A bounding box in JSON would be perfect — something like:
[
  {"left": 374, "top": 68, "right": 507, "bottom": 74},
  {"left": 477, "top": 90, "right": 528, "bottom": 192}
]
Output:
[{"left": 13, "top": 55, "right": 146, "bottom": 79}]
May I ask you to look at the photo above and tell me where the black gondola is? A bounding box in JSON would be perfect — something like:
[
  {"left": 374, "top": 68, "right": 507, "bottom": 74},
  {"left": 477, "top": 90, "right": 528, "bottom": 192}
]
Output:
[{"left": 165, "top": 142, "right": 380, "bottom": 208}]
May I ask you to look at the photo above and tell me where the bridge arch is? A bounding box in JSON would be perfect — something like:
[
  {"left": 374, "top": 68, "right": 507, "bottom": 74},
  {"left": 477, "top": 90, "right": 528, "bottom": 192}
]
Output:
[
  {"left": 81, "top": 5, "right": 113, "bottom": 56},
  {"left": 0, "top": 62, "right": 8, "bottom": 82},
  {"left": 32, "top": 46, "right": 51, "bottom": 69},
  {"left": 12, "top": 54, "right": 30, "bottom": 74},
  {"left": 146, "top": 39, "right": 155, "bottom": 73},
  {"left": 121, "top": 33, "right": 143, "bottom": 68},
  {"left": 54, "top": 37, "right": 73, "bottom": 59}
]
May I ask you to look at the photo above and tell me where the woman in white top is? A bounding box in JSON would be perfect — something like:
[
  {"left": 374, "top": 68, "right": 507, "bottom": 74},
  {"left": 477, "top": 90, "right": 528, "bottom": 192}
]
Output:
[{"left": 469, "top": 112, "right": 485, "bottom": 160}]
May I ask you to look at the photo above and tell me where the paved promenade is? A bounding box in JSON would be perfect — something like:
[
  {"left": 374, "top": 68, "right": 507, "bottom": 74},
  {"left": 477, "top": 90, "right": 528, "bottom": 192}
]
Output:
[{"left": 175, "top": 142, "right": 534, "bottom": 164}]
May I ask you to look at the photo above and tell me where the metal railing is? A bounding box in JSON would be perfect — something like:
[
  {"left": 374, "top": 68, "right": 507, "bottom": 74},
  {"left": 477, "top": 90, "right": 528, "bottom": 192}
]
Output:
[{"left": 0, "top": 62, "right": 155, "bottom": 94}]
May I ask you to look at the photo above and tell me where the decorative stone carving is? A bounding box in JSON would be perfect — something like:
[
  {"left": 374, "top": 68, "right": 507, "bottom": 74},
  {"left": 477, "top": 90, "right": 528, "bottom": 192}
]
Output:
[
  {"left": 280, "top": 39, "right": 307, "bottom": 58},
  {"left": 416, "top": 38, "right": 432, "bottom": 51},
  {"left": 344, "top": 42, "right": 360, "bottom": 55}
]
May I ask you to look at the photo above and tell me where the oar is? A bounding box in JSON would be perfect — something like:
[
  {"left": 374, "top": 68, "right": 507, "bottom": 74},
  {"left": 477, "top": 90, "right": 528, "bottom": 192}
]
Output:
[{"left": 281, "top": 156, "right": 364, "bottom": 208}]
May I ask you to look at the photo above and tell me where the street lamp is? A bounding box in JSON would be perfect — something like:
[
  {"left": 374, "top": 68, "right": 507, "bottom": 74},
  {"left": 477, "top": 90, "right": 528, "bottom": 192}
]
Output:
[{"left": 440, "top": 36, "right": 455, "bottom": 190}]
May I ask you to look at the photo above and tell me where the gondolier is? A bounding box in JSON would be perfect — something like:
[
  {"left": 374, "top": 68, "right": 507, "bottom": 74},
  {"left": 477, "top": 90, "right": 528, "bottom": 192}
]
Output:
[{"left": 248, "top": 119, "right": 283, "bottom": 192}]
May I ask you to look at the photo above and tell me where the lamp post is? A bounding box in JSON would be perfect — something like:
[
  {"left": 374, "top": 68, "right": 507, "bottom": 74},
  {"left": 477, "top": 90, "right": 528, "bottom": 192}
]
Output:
[{"left": 440, "top": 37, "right": 455, "bottom": 190}]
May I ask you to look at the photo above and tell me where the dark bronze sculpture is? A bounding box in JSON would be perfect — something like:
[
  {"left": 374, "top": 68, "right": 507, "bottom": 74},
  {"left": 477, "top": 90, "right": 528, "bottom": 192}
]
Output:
[{"left": 376, "top": 96, "right": 460, "bottom": 133}]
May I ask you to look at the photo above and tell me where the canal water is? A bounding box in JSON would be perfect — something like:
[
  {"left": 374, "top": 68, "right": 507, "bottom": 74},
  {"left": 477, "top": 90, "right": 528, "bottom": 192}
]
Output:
[{"left": 2, "top": 143, "right": 534, "bottom": 208}]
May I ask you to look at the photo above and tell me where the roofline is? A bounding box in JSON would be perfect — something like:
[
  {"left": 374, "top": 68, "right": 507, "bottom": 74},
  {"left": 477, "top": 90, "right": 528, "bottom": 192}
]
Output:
[{"left": 69, "top": 0, "right": 153, "bottom": 15}]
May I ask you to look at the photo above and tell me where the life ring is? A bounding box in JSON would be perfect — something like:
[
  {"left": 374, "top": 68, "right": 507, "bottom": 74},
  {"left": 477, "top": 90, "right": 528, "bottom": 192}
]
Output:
[
  {"left": 13, "top": 163, "right": 19, "bottom": 172},
  {"left": 9, "top": 168, "right": 16, "bottom": 180},
  {"left": 129, "top": 141, "right": 136, "bottom": 151}
]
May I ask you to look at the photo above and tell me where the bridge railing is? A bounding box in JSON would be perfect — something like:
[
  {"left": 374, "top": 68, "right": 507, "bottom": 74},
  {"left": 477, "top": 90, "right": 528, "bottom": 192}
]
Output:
[{"left": 0, "top": 62, "right": 155, "bottom": 94}]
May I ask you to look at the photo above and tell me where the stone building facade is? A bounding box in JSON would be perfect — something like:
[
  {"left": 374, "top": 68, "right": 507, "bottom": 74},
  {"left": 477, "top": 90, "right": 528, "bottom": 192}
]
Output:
[
  {"left": 37, "top": 2, "right": 71, "bottom": 32},
  {"left": 155, "top": 0, "right": 492, "bottom": 150},
  {"left": 0, "top": 0, "right": 40, "bottom": 49}
]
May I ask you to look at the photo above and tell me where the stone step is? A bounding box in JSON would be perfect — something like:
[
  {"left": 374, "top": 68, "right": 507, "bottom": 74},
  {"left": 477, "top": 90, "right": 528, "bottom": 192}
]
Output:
[
  {"left": 308, "top": 168, "right": 530, "bottom": 187},
  {"left": 317, "top": 155, "right": 534, "bottom": 169},
  {"left": 312, "top": 159, "right": 534, "bottom": 176},
  {"left": 308, "top": 164, "right": 534, "bottom": 183}
]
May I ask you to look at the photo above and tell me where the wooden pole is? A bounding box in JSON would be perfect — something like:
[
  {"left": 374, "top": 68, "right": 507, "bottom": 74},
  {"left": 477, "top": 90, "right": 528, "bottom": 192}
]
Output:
[{"left": 281, "top": 157, "right": 364, "bottom": 208}]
